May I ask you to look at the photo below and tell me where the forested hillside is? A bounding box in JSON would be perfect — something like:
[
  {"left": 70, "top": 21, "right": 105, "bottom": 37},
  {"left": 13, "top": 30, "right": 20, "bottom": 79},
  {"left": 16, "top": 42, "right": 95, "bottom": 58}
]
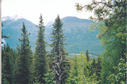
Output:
[{"left": 2, "top": 0, "right": 126, "bottom": 84}]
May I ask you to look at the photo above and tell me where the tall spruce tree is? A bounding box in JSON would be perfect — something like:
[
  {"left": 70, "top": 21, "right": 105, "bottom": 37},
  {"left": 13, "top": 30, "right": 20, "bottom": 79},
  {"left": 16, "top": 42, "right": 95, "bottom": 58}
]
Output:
[
  {"left": 15, "top": 23, "right": 32, "bottom": 84},
  {"left": 50, "top": 15, "right": 70, "bottom": 84},
  {"left": 32, "top": 15, "right": 48, "bottom": 84}
]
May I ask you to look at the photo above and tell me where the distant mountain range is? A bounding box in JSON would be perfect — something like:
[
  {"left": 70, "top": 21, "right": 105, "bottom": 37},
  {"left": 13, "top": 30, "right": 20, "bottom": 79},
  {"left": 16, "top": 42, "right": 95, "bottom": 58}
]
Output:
[{"left": 2, "top": 16, "right": 103, "bottom": 55}]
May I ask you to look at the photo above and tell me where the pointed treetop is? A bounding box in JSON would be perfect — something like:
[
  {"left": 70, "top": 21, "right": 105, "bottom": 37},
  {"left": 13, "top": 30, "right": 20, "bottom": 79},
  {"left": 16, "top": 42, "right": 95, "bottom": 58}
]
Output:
[
  {"left": 39, "top": 14, "right": 42, "bottom": 20},
  {"left": 86, "top": 49, "right": 90, "bottom": 62},
  {"left": 53, "top": 15, "right": 63, "bottom": 27},
  {"left": 22, "top": 22, "right": 25, "bottom": 28},
  {"left": 22, "top": 22, "right": 27, "bottom": 34},
  {"left": 56, "top": 15, "right": 60, "bottom": 21},
  {"left": 57, "top": 14, "right": 60, "bottom": 18},
  {"left": 39, "top": 14, "right": 44, "bottom": 28}
]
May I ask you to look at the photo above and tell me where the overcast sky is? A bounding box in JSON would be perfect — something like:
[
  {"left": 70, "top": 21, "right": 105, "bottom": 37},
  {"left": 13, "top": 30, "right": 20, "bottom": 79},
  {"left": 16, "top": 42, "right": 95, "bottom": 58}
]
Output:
[{"left": 2, "top": 0, "right": 92, "bottom": 25}]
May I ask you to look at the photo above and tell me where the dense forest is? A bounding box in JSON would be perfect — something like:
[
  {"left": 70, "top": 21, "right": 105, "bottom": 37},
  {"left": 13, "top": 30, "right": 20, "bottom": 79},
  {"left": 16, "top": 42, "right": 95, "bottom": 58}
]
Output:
[{"left": 2, "top": 0, "right": 126, "bottom": 84}]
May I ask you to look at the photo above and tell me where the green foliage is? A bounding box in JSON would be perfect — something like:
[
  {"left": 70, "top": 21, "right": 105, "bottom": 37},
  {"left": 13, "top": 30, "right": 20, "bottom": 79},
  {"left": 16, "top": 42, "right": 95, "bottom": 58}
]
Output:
[
  {"left": 67, "top": 54, "right": 86, "bottom": 84},
  {"left": 84, "top": 57, "right": 101, "bottom": 84},
  {"left": 67, "top": 53, "right": 101, "bottom": 84},
  {"left": 32, "top": 15, "right": 48, "bottom": 84},
  {"left": 2, "top": 45, "right": 13, "bottom": 84},
  {"left": 108, "top": 58, "right": 126, "bottom": 84},
  {"left": 44, "top": 70, "right": 56, "bottom": 84},
  {"left": 15, "top": 23, "right": 32, "bottom": 84},
  {"left": 33, "top": 78, "right": 41, "bottom": 84},
  {"left": 3, "top": 0, "right": 126, "bottom": 83},
  {"left": 77, "top": 0, "right": 126, "bottom": 83},
  {"left": 50, "top": 15, "right": 70, "bottom": 84}
]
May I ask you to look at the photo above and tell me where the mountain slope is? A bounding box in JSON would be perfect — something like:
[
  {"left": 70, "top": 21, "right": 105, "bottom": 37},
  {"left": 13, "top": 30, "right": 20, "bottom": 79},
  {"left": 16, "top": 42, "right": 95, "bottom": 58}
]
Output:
[
  {"left": 2, "top": 18, "right": 38, "bottom": 49},
  {"left": 2, "top": 16, "right": 103, "bottom": 55},
  {"left": 47, "top": 16, "right": 103, "bottom": 54}
]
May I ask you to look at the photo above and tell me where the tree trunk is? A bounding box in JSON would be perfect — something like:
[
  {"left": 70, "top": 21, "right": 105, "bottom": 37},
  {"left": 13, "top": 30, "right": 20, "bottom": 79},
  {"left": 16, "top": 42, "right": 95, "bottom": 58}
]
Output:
[{"left": 56, "top": 79, "right": 61, "bottom": 84}]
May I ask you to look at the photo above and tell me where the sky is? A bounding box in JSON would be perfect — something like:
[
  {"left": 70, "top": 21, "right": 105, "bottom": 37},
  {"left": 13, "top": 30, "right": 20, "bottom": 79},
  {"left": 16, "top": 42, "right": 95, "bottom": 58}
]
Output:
[{"left": 2, "top": 0, "right": 92, "bottom": 25}]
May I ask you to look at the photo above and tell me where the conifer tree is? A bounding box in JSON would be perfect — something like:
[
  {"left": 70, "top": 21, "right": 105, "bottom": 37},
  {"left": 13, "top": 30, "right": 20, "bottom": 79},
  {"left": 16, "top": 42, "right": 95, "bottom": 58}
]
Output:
[
  {"left": 86, "top": 50, "right": 89, "bottom": 62},
  {"left": 67, "top": 54, "right": 86, "bottom": 84},
  {"left": 96, "top": 57, "right": 101, "bottom": 81},
  {"left": 50, "top": 15, "right": 70, "bottom": 84},
  {"left": 15, "top": 23, "right": 32, "bottom": 84},
  {"left": 2, "top": 44, "right": 12, "bottom": 84},
  {"left": 32, "top": 15, "right": 48, "bottom": 84}
]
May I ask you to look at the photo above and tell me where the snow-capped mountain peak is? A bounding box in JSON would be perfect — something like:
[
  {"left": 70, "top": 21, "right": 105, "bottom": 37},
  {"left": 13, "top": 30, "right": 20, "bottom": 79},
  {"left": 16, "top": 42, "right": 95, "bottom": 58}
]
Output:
[{"left": 2, "top": 15, "right": 22, "bottom": 21}]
